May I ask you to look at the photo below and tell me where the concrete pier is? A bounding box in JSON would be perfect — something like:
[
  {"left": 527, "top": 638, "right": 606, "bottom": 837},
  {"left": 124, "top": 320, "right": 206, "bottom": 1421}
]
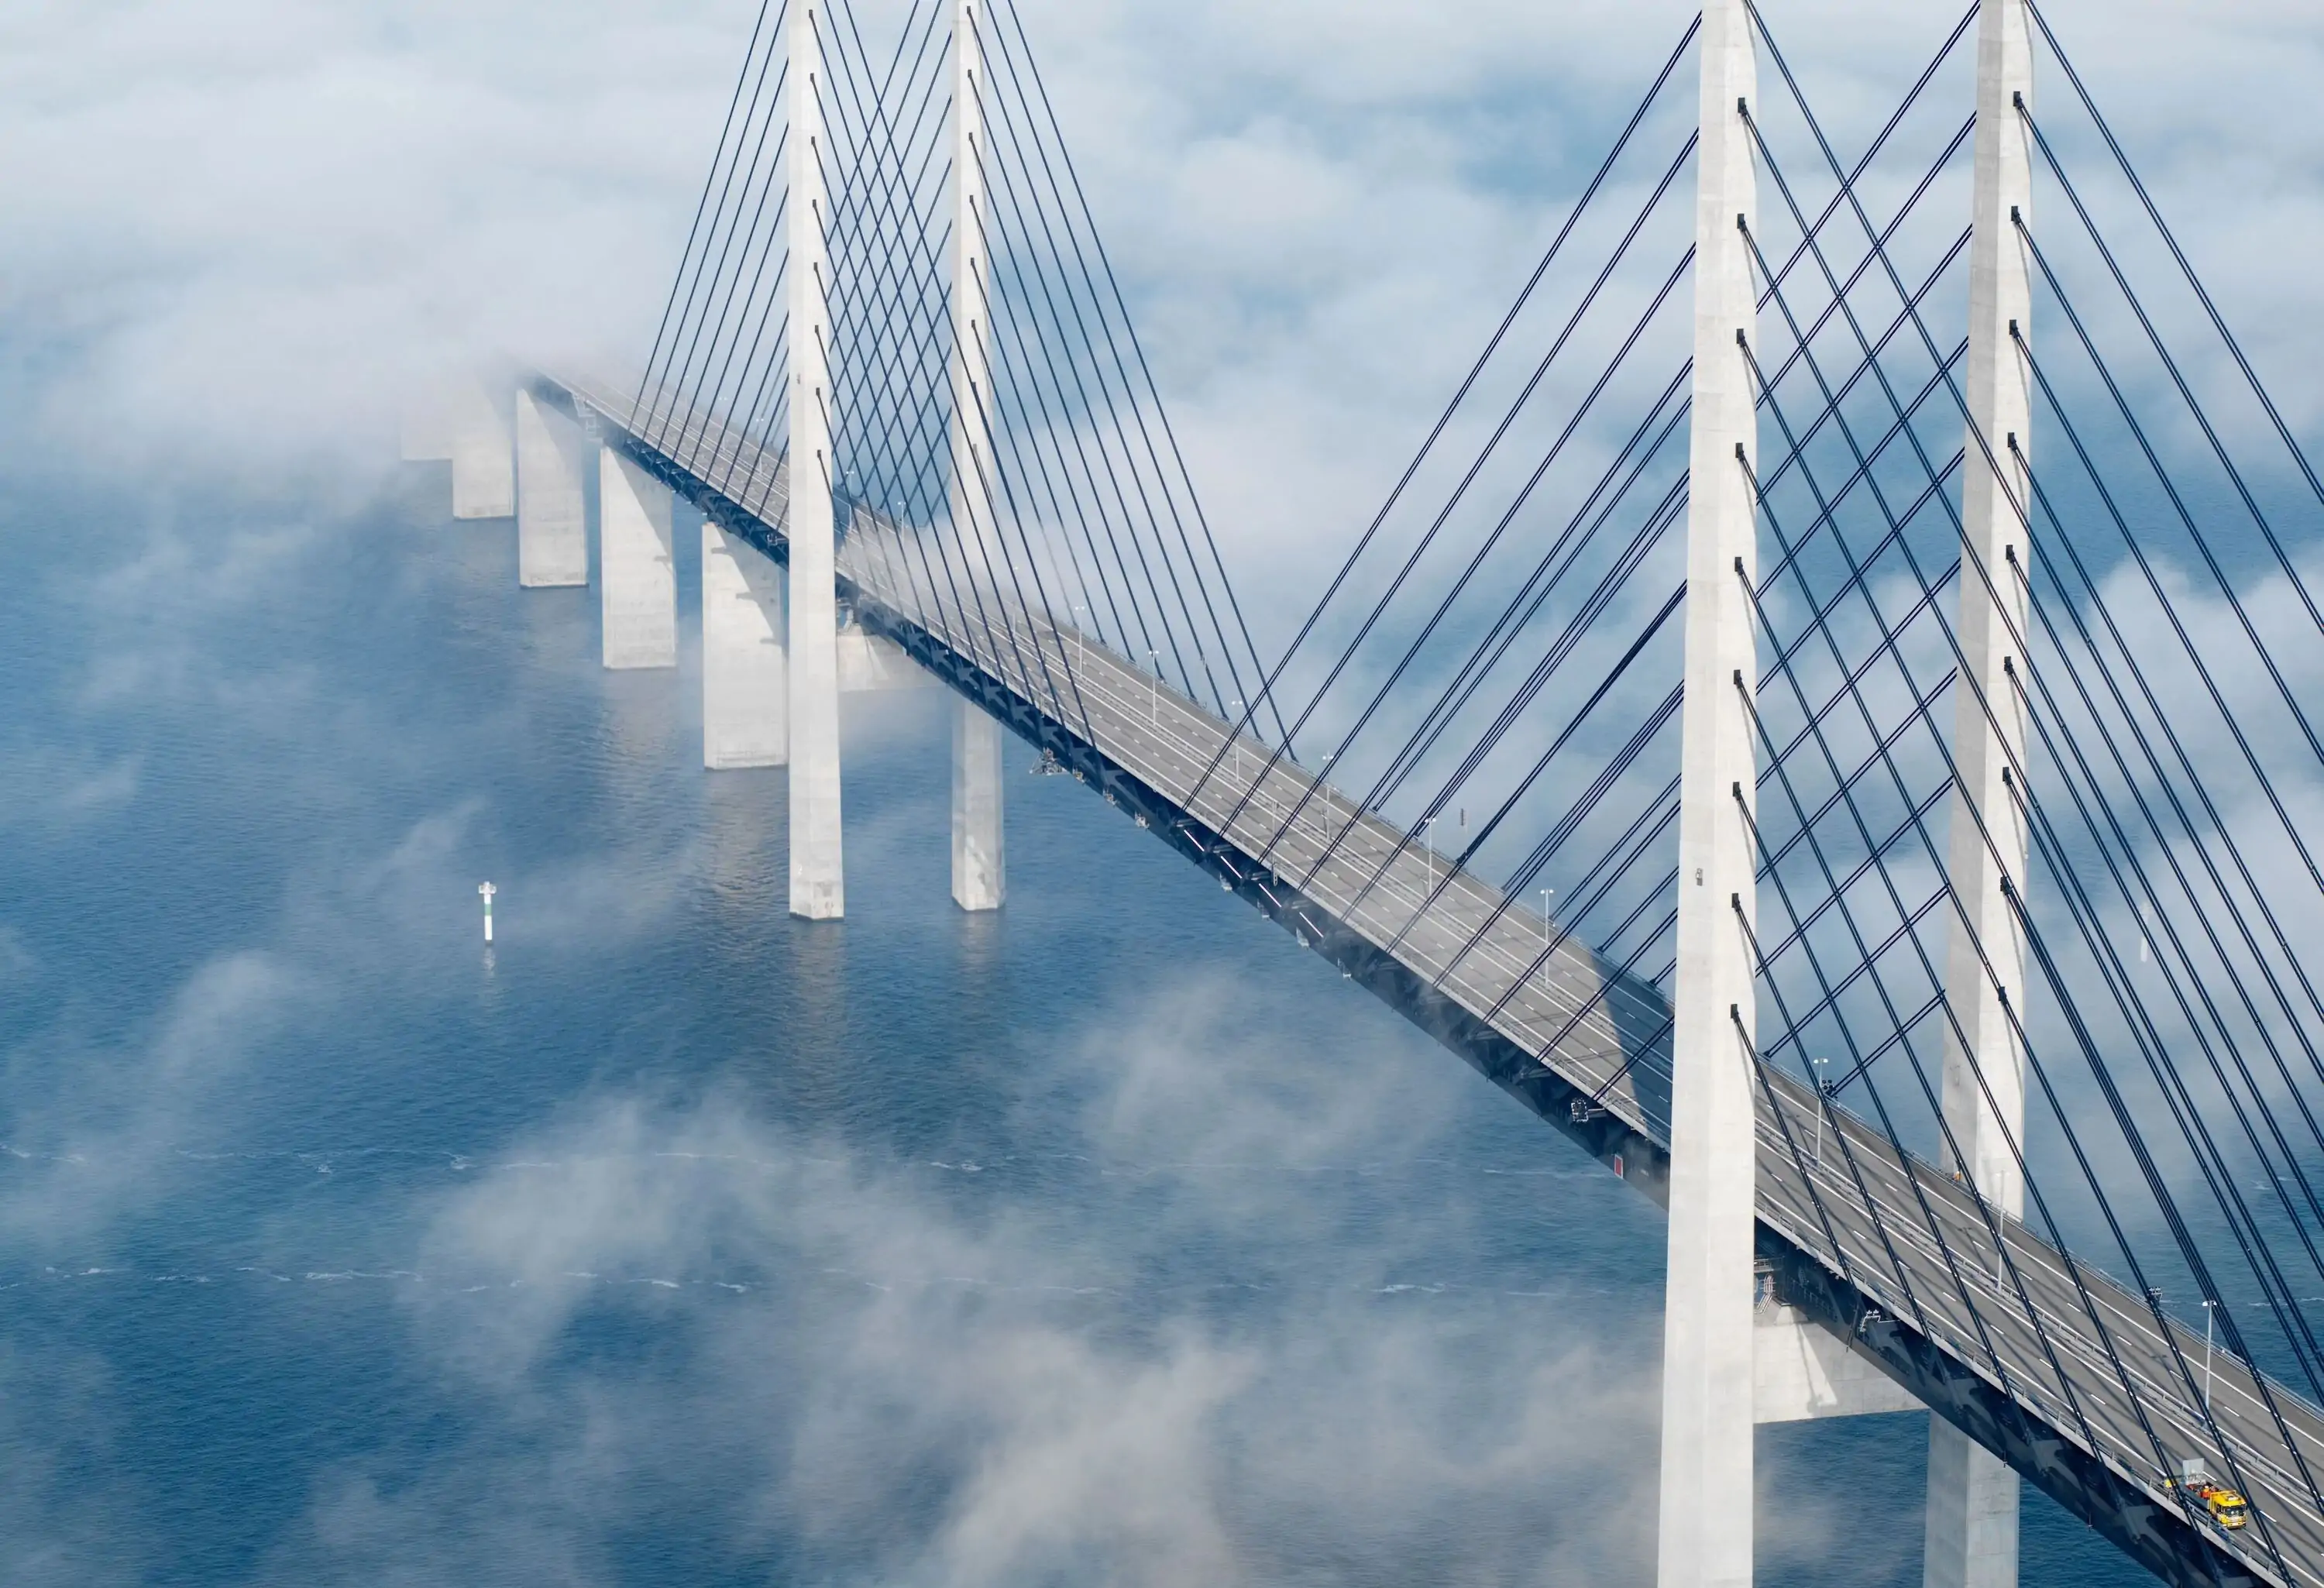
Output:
[
  {"left": 1928, "top": 1419, "right": 2020, "bottom": 1588},
  {"left": 703, "top": 522, "right": 788, "bottom": 768},
  {"left": 951, "top": 701, "right": 1005, "bottom": 911},
  {"left": 599, "top": 448, "right": 677, "bottom": 670},
  {"left": 515, "top": 390, "right": 588, "bottom": 588},
  {"left": 786, "top": 0, "right": 844, "bottom": 919},
  {"left": 451, "top": 385, "right": 514, "bottom": 520},
  {"left": 1659, "top": 5, "right": 1760, "bottom": 1586},
  {"left": 1928, "top": 3, "right": 2035, "bottom": 1585}
]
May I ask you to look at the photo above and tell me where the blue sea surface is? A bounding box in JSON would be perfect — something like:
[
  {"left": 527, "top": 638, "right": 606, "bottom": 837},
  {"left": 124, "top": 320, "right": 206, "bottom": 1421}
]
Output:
[{"left": 0, "top": 461, "right": 2140, "bottom": 1583}]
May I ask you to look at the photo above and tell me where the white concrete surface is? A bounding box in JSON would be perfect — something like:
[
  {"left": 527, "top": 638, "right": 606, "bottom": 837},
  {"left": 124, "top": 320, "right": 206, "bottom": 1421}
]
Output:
[
  {"left": 1754, "top": 1301, "right": 1923, "bottom": 1423},
  {"left": 1660, "top": 6, "right": 1760, "bottom": 1586},
  {"left": 951, "top": 0, "right": 994, "bottom": 554},
  {"left": 515, "top": 390, "right": 588, "bottom": 588},
  {"left": 944, "top": 1, "right": 1008, "bottom": 914},
  {"left": 1927, "top": 1420, "right": 2022, "bottom": 1588},
  {"left": 1930, "top": 4, "right": 2035, "bottom": 1584},
  {"left": 600, "top": 448, "right": 677, "bottom": 670},
  {"left": 451, "top": 384, "right": 514, "bottom": 520},
  {"left": 951, "top": 699, "right": 1005, "bottom": 912},
  {"left": 787, "top": 0, "right": 844, "bottom": 919},
  {"left": 836, "top": 630, "right": 933, "bottom": 693},
  {"left": 703, "top": 522, "right": 787, "bottom": 768}
]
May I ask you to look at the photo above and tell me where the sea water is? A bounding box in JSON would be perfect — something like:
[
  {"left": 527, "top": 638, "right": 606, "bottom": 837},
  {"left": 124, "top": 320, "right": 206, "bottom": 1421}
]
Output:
[{"left": 0, "top": 459, "right": 2138, "bottom": 1583}]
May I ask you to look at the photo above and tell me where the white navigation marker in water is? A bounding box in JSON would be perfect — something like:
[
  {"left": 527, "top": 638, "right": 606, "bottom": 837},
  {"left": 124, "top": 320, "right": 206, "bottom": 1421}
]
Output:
[{"left": 479, "top": 882, "right": 497, "bottom": 944}]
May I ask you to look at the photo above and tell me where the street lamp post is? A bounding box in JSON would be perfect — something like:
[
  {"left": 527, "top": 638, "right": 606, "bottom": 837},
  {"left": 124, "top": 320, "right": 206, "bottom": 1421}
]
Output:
[
  {"left": 2203, "top": 1298, "right": 2220, "bottom": 1412},
  {"left": 1418, "top": 817, "right": 1437, "bottom": 899},
  {"left": 1147, "top": 651, "right": 1160, "bottom": 724},
  {"left": 1539, "top": 887, "right": 1555, "bottom": 954},
  {"left": 1812, "top": 1055, "right": 1831, "bottom": 1170}
]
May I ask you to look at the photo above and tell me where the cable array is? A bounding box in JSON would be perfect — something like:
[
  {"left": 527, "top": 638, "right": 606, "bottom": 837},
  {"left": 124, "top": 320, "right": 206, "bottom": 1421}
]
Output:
[
  {"left": 628, "top": 2, "right": 2324, "bottom": 1573},
  {"left": 1714, "top": 2, "right": 2324, "bottom": 1569}
]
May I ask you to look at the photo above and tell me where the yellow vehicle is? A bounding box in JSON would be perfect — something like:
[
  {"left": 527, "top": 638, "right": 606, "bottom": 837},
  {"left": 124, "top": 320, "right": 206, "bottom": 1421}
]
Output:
[{"left": 2165, "top": 1461, "right": 2250, "bottom": 1531}]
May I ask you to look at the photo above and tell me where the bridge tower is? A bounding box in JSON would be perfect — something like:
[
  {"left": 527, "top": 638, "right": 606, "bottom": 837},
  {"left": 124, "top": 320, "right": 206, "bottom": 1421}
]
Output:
[
  {"left": 1660, "top": 1, "right": 1761, "bottom": 1583},
  {"left": 787, "top": 0, "right": 846, "bottom": 919},
  {"left": 948, "top": 0, "right": 1006, "bottom": 913},
  {"left": 1929, "top": 2, "right": 2033, "bottom": 1585}
]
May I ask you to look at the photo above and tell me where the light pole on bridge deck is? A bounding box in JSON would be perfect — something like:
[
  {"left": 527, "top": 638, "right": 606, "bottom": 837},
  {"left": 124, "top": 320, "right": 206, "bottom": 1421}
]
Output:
[
  {"left": 1811, "top": 1055, "right": 1831, "bottom": 1170},
  {"left": 1418, "top": 816, "right": 1437, "bottom": 897},
  {"left": 1147, "top": 650, "right": 1160, "bottom": 724},
  {"left": 2203, "top": 1298, "right": 2220, "bottom": 1413},
  {"left": 1229, "top": 699, "right": 1245, "bottom": 785},
  {"left": 1071, "top": 603, "right": 1088, "bottom": 681}
]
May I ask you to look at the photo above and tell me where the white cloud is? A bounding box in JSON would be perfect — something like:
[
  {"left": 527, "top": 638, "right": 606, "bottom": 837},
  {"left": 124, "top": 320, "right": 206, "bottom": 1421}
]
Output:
[
  {"left": 191, "top": 961, "right": 1666, "bottom": 1586},
  {"left": 3, "top": 0, "right": 2315, "bottom": 529},
  {"left": 0, "top": 1344, "right": 140, "bottom": 1588},
  {"left": 0, "top": 949, "right": 304, "bottom": 1245}
]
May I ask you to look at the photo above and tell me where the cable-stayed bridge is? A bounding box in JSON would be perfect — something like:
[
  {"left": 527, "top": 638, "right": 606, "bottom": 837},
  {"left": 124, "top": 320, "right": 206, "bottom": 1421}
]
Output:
[{"left": 412, "top": 2, "right": 2324, "bottom": 1584}]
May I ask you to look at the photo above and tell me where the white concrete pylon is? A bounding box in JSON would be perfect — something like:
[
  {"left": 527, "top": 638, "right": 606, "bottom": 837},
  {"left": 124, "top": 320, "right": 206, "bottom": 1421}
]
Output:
[
  {"left": 451, "top": 383, "right": 514, "bottom": 520},
  {"left": 1929, "top": 2, "right": 2034, "bottom": 1585},
  {"left": 1659, "top": 4, "right": 1760, "bottom": 1586},
  {"left": 515, "top": 390, "right": 588, "bottom": 588},
  {"left": 787, "top": 0, "right": 844, "bottom": 919},
  {"left": 947, "top": 0, "right": 1006, "bottom": 913},
  {"left": 703, "top": 521, "right": 789, "bottom": 768},
  {"left": 599, "top": 448, "right": 678, "bottom": 669},
  {"left": 951, "top": 0, "right": 992, "bottom": 550},
  {"left": 952, "top": 699, "right": 1005, "bottom": 911}
]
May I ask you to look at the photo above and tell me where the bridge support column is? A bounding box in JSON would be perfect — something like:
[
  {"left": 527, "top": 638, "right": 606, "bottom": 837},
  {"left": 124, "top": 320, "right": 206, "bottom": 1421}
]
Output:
[
  {"left": 600, "top": 448, "right": 677, "bottom": 669},
  {"left": 952, "top": 702, "right": 1005, "bottom": 911},
  {"left": 516, "top": 390, "right": 587, "bottom": 588},
  {"left": 703, "top": 522, "right": 788, "bottom": 768},
  {"left": 786, "top": 0, "right": 844, "bottom": 919},
  {"left": 1928, "top": 5, "right": 2033, "bottom": 1587},
  {"left": 452, "top": 384, "right": 514, "bottom": 520},
  {"left": 943, "top": 0, "right": 1004, "bottom": 915},
  {"left": 1660, "top": 5, "right": 1759, "bottom": 1588}
]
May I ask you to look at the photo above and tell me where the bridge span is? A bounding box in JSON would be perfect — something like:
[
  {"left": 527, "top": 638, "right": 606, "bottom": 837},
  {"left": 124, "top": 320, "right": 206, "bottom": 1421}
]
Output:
[
  {"left": 394, "top": 0, "right": 2324, "bottom": 1580},
  {"left": 520, "top": 367, "right": 2314, "bottom": 1588}
]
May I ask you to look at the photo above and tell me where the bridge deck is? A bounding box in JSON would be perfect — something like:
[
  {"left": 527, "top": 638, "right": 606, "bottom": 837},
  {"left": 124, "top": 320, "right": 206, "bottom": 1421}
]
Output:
[{"left": 544, "top": 370, "right": 2321, "bottom": 1588}]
